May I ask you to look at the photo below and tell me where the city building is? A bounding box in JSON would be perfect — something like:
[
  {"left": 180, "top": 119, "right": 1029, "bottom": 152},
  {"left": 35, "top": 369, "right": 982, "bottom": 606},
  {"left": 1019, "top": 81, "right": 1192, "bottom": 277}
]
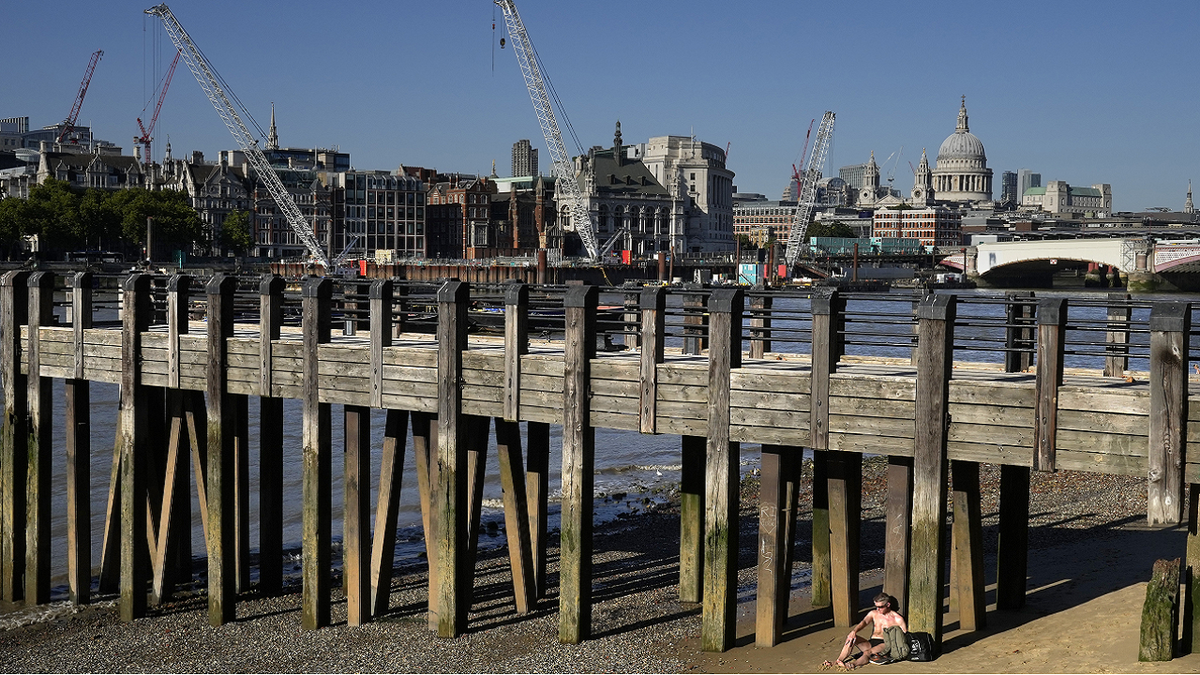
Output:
[
  {"left": 910, "top": 149, "right": 933, "bottom": 205},
  {"left": 854, "top": 152, "right": 901, "bottom": 207},
  {"left": 872, "top": 205, "right": 962, "bottom": 248},
  {"left": 839, "top": 163, "right": 867, "bottom": 191},
  {"left": 427, "top": 174, "right": 497, "bottom": 259},
  {"left": 733, "top": 195, "right": 795, "bottom": 248},
  {"left": 1016, "top": 168, "right": 1041, "bottom": 201},
  {"left": 633, "top": 128, "right": 736, "bottom": 252},
  {"left": 1021, "top": 180, "right": 1112, "bottom": 217},
  {"left": 325, "top": 170, "right": 426, "bottom": 262},
  {"left": 931, "top": 97, "right": 993, "bottom": 204},
  {"left": 1000, "top": 170, "right": 1017, "bottom": 204},
  {"left": 162, "top": 147, "right": 253, "bottom": 256},
  {"left": 1186, "top": 181, "right": 1194, "bottom": 215},
  {"left": 511, "top": 139, "right": 538, "bottom": 178}
]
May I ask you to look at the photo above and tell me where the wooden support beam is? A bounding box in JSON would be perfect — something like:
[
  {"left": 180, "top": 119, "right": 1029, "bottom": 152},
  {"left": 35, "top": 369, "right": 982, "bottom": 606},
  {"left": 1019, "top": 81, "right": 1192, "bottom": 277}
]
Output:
[
  {"left": 811, "top": 450, "right": 831, "bottom": 609},
  {"left": 680, "top": 434, "right": 705, "bottom": 604},
  {"left": 206, "top": 274, "right": 238, "bottom": 626},
  {"left": 702, "top": 288, "right": 742, "bottom": 653},
  {"left": 465, "top": 415, "right": 488, "bottom": 593},
  {"left": 503, "top": 283, "right": 528, "bottom": 422},
  {"left": 560, "top": 283, "right": 597, "bottom": 644},
  {"left": 434, "top": 280, "right": 469, "bottom": 638},
  {"left": 640, "top": 286, "right": 665, "bottom": 435},
  {"left": 1140, "top": 557, "right": 1182, "bottom": 662},
  {"left": 809, "top": 288, "right": 841, "bottom": 610},
  {"left": 828, "top": 450, "right": 861, "bottom": 628},
  {"left": 996, "top": 464, "right": 1030, "bottom": 611},
  {"left": 1104, "top": 292, "right": 1132, "bottom": 377},
  {"left": 526, "top": 421, "right": 549, "bottom": 599},
  {"left": 951, "top": 460, "right": 986, "bottom": 631},
  {"left": 495, "top": 418, "right": 535, "bottom": 614},
  {"left": 682, "top": 290, "right": 707, "bottom": 355},
  {"left": 119, "top": 273, "right": 152, "bottom": 622},
  {"left": 25, "top": 271, "right": 54, "bottom": 605},
  {"left": 1185, "top": 484, "right": 1200, "bottom": 654},
  {"left": 884, "top": 455, "right": 913, "bottom": 614},
  {"left": 908, "top": 293, "right": 955, "bottom": 645},
  {"left": 370, "top": 280, "right": 393, "bottom": 410},
  {"left": 234, "top": 394, "right": 250, "bottom": 592},
  {"left": 1148, "top": 302, "right": 1190, "bottom": 526},
  {"left": 749, "top": 293, "right": 772, "bottom": 359},
  {"left": 782, "top": 445, "right": 802, "bottom": 592},
  {"left": 153, "top": 275, "right": 192, "bottom": 605},
  {"left": 1004, "top": 292, "right": 1035, "bottom": 374},
  {"left": 411, "top": 411, "right": 438, "bottom": 628},
  {"left": 301, "top": 276, "right": 333, "bottom": 630},
  {"left": 1034, "top": 298, "right": 1066, "bottom": 473},
  {"left": 0, "top": 270, "right": 28, "bottom": 603},
  {"left": 344, "top": 404, "right": 371, "bottom": 626},
  {"left": 258, "top": 274, "right": 285, "bottom": 595},
  {"left": 756, "top": 444, "right": 789, "bottom": 647},
  {"left": 371, "top": 408, "right": 409, "bottom": 618},
  {"left": 66, "top": 272, "right": 92, "bottom": 605}
]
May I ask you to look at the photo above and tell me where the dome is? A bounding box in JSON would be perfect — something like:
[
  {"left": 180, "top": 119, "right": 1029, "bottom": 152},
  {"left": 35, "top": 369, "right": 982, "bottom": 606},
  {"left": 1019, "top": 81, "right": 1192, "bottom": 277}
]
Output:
[{"left": 937, "top": 130, "right": 986, "bottom": 162}]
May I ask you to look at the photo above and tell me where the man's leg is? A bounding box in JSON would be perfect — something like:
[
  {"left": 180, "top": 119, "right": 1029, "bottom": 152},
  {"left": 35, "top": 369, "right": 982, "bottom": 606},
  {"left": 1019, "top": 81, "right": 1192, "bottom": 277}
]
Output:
[{"left": 837, "top": 635, "right": 869, "bottom": 667}]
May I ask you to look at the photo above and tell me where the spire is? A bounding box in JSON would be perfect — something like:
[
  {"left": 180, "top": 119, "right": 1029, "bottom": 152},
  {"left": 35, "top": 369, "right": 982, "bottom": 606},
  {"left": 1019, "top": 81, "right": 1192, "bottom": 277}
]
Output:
[
  {"left": 1187, "top": 180, "right": 1195, "bottom": 214},
  {"left": 918, "top": 148, "right": 929, "bottom": 170},
  {"left": 613, "top": 120, "right": 623, "bottom": 166},
  {"left": 956, "top": 95, "right": 970, "bottom": 133},
  {"left": 267, "top": 102, "right": 279, "bottom": 150}
]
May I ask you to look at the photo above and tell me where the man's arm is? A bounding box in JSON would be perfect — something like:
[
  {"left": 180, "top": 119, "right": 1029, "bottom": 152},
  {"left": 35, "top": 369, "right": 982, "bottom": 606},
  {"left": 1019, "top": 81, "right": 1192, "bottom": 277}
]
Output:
[
  {"left": 895, "top": 614, "right": 908, "bottom": 633},
  {"left": 847, "top": 611, "right": 874, "bottom": 638}
]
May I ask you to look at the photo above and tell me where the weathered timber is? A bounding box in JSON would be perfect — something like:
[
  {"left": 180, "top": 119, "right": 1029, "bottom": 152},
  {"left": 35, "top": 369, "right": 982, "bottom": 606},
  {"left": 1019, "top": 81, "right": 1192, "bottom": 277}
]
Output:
[
  {"left": 370, "top": 408, "right": 408, "bottom": 618},
  {"left": 680, "top": 434, "right": 705, "bottom": 604},
  {"left": 25, "top": 272, "right": 54, "bottom": 604},
  {"left": 811, "top": 450, "right": 831, "bottom": 610},
  {"left": 302, "top": 277, "right": 333, "bottom": 630},
  {"left": 640, "top": 286, "right": 665, "bottom": 434},
  {"left": 66, "top": 272, "right": 92, "bottom": 605},
  {"left": 885, "top": 456, "right": 913, "bottom": 614},
  {"left": 119, "top": 274, "right": 152, "bottom": 622},
  {"left": 1139, "top": 557, "right": 1181, "bottom": 662},
  {"left": 756, "top": 444, "right": 788, "bottom": 647},
  {"left": 344, "top": 404, "right": 371, "bottom": 625},
  {"left": 504, "top": 283, "right": 528, "bottom": 421},
  {"left": 682, "top": 290, "right": 708, "bottom": 355},
  {"left": 206, "top": 274, "right": 238, "bottom": 626},
  {"left": 909, "top": 294, "right": 955, "bottom": 645},
  {"left": 749, "top": 293, "right": 772, "bottom": 359},
  {"left": 526, "top": 421, "right": 550, "bottom": 598},
  {"left": 234, "top": 394, "right": 250, "bottom": 592},
  {"left": 702, "top": 288, "right": 742, "bottom": 652},
  {"left": 1004, "top": 292, "right": 1035, "bottom": 374},
  {"left": 370, "top": 280, "right": 393, "bottom": 410},
  {"left": 996, "top": 464, "right": 1030, "bottom": 611},
  {"left": 560, "top": 283, "right": 597, "bottom": 644},
  {"left": 1147, "top": 302, "right": 1189, "bottom": 526},
  {"left": 411, "top": 411, "right": 438, "bottom": 629},
  {"left": 951, "top": 460, "right": 986, "bottom": 631},
  {"left": 1186, "top": 484, "right": 1200, "bottom": 653},
  {"left": 828, "top": 450, "right": 861, "bottom": 628},
  {"left": 809, "top": 288, "right": 840, "bottom": 612},
  {"left": 1105, "top": 293, "right": 1132, "bottom": 377},
  {"left": 258, "top": 275, "right": 285, "bottom": 596},
  {"left": 495, "top": 417, "right": 535, "bottom": 614},
  {"left": 1, "top": 271, "right": 29, "bottom": 603},
  {"left": 435, "top": 280, "right": 469, "bottom": 637},
  {"left": 1034, "top": 298, "right": 1066, "bottom": 472}
]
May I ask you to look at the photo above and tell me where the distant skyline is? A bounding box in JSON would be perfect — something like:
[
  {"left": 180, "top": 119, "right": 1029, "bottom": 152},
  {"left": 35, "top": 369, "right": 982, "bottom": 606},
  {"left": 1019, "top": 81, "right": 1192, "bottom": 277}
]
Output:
[{"left": 6, "top": 0, "right": 1199, "bottom": 213}]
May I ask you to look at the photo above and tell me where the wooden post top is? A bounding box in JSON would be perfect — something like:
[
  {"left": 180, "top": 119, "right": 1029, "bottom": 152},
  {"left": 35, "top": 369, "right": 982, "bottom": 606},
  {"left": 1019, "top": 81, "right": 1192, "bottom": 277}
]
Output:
[
  {"left": 917, "top": 293, "right": 956, "bottom": 321},
  {"left": 504, "top": 282, "right": 528, "bottom": 306},
  {"left": 708, "top": 288, "right": 744, "bottom": 314},
  {"left": 1, "top": 269, "right": 29, "bottom": 287},
  {"left": 1150, "top": 302, "right": 1191, "bottom": 333},
  {"left": 302, "top": 276, "right": 332, "bottom": 299},
  {"left": 369, "top": 278, "right": 394, "bottom": 300},
  {"left": 640, "top": 286, "right": 665, "bottom": 312},
  {"left": 167, "top": 274, "right": 192, "bottom": 293},
  {"left": 811, "top": 287, "right": 839, "bottom": 315},
  {"left": 205, "top": 274, "right": 237, "bottom": 296},
  {"left": 28, "top": 271, "right": 54, "bottom": 290},
  {"left": 259, "top": 274, "right": 285, "bottom": 296},
  {"left": 1038, "top": 297, "right": 1067, "bottom": 325},
  {"left": 123, "top": 273, "right": 152, "bottom": 293},
  {"left": 438, "top": 279, "right": 469, "bottom": 304},
  {"left": 564, "top": 283, "right": 597, "bottom": 308}
]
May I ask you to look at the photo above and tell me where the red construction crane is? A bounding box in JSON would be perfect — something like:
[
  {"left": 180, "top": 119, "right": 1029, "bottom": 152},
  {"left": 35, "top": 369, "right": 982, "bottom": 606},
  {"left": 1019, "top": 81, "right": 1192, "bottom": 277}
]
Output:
[
  {"left": 58, "top": 50, "right": 104, "bottom": 144},
  {"left": 136, "top": 49, "right": 181, "bottom": 165}
]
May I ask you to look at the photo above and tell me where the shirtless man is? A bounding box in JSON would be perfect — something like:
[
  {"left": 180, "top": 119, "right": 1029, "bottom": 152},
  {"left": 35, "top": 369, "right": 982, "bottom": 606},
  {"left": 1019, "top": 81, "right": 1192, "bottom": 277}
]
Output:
[{"left": 829, "top": 593, "right": 908, "bottom": 669}]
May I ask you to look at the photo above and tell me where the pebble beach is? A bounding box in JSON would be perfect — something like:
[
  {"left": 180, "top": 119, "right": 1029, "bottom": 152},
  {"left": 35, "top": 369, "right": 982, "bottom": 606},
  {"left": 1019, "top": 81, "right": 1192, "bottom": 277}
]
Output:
[{"left": 0, "top": 457, "right": 1192, "bottom": 673}]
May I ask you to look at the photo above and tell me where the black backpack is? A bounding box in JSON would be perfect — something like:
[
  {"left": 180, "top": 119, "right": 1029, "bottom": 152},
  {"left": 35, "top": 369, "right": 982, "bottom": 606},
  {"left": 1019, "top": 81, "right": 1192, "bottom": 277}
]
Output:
[{"left": 907, "top": 631, "right": 937, "bottom": 662}]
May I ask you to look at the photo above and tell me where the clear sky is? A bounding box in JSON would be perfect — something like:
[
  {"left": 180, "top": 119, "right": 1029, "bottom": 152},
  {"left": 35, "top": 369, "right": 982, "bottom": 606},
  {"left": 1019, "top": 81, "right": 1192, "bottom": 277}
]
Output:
[{"left": 7, "top": 0, "right": 1199, "bottom": 213}]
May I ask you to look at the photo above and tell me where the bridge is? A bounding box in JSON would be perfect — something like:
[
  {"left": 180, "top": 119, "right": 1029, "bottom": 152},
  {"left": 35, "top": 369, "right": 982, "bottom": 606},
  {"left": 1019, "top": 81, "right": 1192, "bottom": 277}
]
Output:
[{"left": 939, "top": 238, "right": 1200, "bottom": 289}]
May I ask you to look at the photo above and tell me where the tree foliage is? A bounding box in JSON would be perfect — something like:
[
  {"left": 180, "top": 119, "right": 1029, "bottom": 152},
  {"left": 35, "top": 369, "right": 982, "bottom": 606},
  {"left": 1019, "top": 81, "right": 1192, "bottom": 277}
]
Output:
[
  {"left": 219, "top": 210, "right": 253, "bottom": 254},
  {"left": 807, "top": 220, "right": 857, "bottom": 239}
]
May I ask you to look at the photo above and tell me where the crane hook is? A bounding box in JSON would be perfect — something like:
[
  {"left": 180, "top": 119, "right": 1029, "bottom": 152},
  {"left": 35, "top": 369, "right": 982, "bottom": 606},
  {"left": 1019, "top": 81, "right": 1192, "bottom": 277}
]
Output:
[{"left": 500, "top": 37, "right": 506, "bottom": 48}]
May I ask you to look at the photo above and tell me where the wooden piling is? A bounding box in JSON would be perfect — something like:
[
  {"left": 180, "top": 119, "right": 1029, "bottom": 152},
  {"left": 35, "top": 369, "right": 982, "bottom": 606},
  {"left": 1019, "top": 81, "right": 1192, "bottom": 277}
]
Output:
[
  {"left": 682, "top": 290, "right": 707, "bottom": 355},
  {"left": 908, "top": 293, "right": 955, "bottom": 645},
  {"left": 119, "top": 274, "right": 152, "bottom": 622},
  {"left": 884, "top": 456, "right": 913, "bottom": 614},
  {"left": 809, "top": 288, "right": 841, "bottom": 610},
  {"left": 258, "top": 274, "right": 285, "bottom": 595},
  {"left": 951, "top": 460, "right": 986, "bottom": 631},
  {"left": 234, "top": 393, "right": 250, "bottom": 592},
  {"left": 560, "top": 283, "right": 597, "bottom": 644},
  {"left": 680, "top": 434, "right": 705, "bottom": 604},
  {"left": 301, "top": 276, "right": 333, "bottom": 630},
  {"left": 1104, "top": 292, "right": 1132, "bottom": 377},
  {"left": 371, "top": 280, "right": 393, "bottom": 410},
  {"left": 495, "top": 417, "right": 536, "bottom": 614},
  {"left": 702, "top": 288, "right": 742, "bottom": 653},
  {"left": 1003, "top": 292, "right": 1034, "bottom": 374},
  {"left": 1185, "top": 484, "right": 1200, "bottom": 653},
  {"left": 828, "top": 450, "right": 861, "bottom": 628},
  {"left": 153, "top": 274, "right": 193, "bottom": 604},
  {"left": 411, "top": 411, "right": 438, "bottom": 628},
  {"left": 503, "top": 283, "right": 528, "bottom": 422},
  {"left": 0, "top": 270, "right": 28, "bottom": 603},
  {"left": 370, "top": 408, "right": 409, "bottom": 618},
  {"left": 206, "top": 274, "right": 238, "bottom": 626},
  {"left": 640, "top": 286, "right": 665, "bottom": 435},
  {"left": 434, "top": 280, "right": 469, "bottom": 637},
  {"left": 344, "top": 404, "right": 371, "bottom": 626},
  {"left": 66, "top": 272, "right": 92, "bottom": 605},
  {"left": 756, "top": 444, "right": 789, "bottom": 647},
  {"left": 526, "top": 420, "right": 550, "bottom": 598},
  {"left": 1148, "top": 302, "right": 1189, "bottom": 526},
  {"left": 997, "top": 299, "right": 1031, "bottom": 611},
  {"left": 25, "top": 271, "right": 54, "bottom": 605},
  {"left": 749, "top": 293, "right": 772, "bottom": 359},
  {"left": 1034, "top": 298, "right": 1066, "bottom": 473}
]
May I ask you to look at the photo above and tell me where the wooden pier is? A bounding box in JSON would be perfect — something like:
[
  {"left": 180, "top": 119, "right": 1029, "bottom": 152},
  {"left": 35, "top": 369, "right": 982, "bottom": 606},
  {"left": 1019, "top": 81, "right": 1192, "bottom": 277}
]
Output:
[{"left": 1, "top": 270, "right": 1199, "bottom": 654}]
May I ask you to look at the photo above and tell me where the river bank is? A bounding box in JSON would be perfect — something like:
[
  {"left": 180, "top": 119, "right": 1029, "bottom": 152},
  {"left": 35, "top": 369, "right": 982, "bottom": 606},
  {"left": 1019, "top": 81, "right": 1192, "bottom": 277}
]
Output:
[{"left": 0, "top": 458, "right": 1194, "bottom": 673}]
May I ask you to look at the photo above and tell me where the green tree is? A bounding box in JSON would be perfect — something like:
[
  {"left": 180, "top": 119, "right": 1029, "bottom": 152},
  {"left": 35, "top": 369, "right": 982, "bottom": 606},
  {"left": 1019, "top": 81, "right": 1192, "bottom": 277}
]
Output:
[
  {"left": 24, "top": 179, "right": 82, "bottom": 252},
  {"left": 0, "top": 197, "right": 28, "bottom": 259},
  {"left": 109, "top": 188, "right": 204, "bottom": 256},
  {"left": 219, "top": 210, "right": 253, "bottom": 255},
  {"left": 807, "top": 220, "right": 857, "bottom": 239}
]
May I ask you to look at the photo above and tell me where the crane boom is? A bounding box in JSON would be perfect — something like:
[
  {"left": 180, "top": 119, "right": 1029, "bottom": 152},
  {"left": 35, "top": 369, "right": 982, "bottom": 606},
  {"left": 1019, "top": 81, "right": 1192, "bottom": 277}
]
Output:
[
  {"left": 137, "top": 49, "right": 181, "bottom": 166},
  {"left": 59, "top": 50, "right": 104, "bottom": 144},
  {"left": 145, "top": 4, "right": 330, "bottom": 269},
  {"left": 494, "top": 0, "right": 601, "bottom": 260},
  {"left": 783, "top": 111, "right": 835, "bottom": 267}
]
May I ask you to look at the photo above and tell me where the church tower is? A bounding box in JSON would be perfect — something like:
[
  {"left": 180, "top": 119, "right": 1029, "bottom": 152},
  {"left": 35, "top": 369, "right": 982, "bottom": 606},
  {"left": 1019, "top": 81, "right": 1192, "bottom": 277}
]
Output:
[
  {"left": 911, "top": 148, "right": 933, "bottom": 204},
  {"left": 267, "top": 102, "right": 279, "bottom": 151},
  {"left": 1186, "top": 181, "right": 1194, "bottom": 214},
  {"left": 860, "top": 151, "right": 880, "bottom": 204}
]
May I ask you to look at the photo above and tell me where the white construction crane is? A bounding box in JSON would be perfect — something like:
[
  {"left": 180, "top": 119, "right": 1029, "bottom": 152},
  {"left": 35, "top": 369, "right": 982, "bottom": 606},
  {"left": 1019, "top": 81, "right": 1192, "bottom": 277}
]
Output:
[
  {"left": 494, "top": 0, "right": 603, "bottom": 261},
  {"left": 145, "top": 4, "right": 332, "bottom": 270},
  {"left": 783, "top": 111, "right": 835, "bottom": 268}
]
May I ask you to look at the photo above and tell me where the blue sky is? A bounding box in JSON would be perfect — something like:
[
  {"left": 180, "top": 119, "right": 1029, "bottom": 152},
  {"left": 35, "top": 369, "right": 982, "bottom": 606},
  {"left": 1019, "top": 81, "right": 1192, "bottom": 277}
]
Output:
[{"left": 6, "top": 0, "right": 1198, "bottom": 213}]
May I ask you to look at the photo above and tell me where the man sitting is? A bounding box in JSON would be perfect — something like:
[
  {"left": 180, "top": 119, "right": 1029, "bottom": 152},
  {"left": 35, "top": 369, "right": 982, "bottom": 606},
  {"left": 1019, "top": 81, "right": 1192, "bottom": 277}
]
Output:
[{"left": 828, "top": 593, "right": 908, "bottom": 669}]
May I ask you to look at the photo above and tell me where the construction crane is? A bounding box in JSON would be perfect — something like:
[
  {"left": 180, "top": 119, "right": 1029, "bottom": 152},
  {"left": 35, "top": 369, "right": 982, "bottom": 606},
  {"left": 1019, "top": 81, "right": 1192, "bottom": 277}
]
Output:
[
  {"left": 58, "top": 50, "right": 104, "bottom": 145},
  {"left": 783, "top": 111, "right": 835, "bottom": 268},
  {"left": 144, "top": 4, "right": 331, "bottom": 270},
  {"left": 494, "top": 0, "right": 602, "bottom": 261},
  {"left": 136, "top": 49, "right": 181, "bottom": 166}
]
